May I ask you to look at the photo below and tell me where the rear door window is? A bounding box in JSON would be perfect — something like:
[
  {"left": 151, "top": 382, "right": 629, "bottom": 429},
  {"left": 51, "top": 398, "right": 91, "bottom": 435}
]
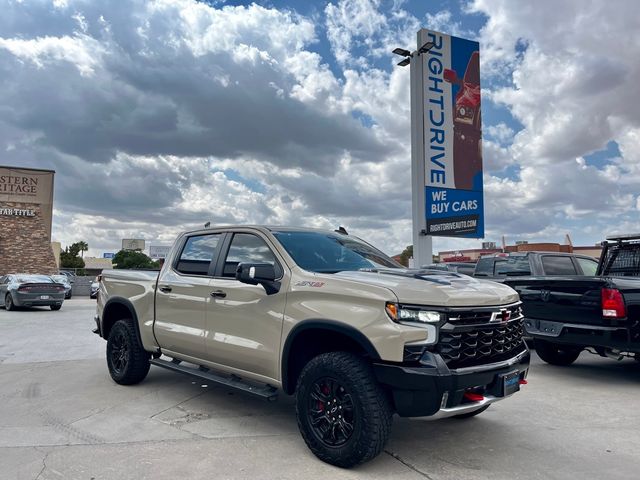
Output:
[
  {"left": 175, "top": 234, "right": 221, "bottom": 276},
  {"left": 541, "top": 256, "right": 577, "bottom": 275}
]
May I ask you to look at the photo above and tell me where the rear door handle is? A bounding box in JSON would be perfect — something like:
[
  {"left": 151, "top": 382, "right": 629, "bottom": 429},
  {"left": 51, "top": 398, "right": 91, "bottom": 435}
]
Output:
[
  {"left": 159, "top": 285, "right": 172, "bottom": 293},
  {"left": 210, "top": 289, "right": 227, "bottom": 298}
]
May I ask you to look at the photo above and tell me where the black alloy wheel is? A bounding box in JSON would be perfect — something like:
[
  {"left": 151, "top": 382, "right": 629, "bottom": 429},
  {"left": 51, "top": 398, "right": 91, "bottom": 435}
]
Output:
[
  {"left": 105, "top": 319, "right": 150, "bottom": 385},
  {"left": 295, "top": 351, "right": 392, "bottom": 468},
  {"left": 308, "top": 377, "right": 355, "bottom": 447},
  {"left": 5, "top": 294, "right": 15, "bottom": 311},
  {"left": 109, "top": 329, "right": 129, "bottom": 376}
]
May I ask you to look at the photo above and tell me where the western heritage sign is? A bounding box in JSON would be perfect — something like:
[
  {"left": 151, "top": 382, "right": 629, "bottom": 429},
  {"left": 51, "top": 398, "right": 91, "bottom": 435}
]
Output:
[{"left": 0, "top": 166, "right": 54, "bottom": 239}]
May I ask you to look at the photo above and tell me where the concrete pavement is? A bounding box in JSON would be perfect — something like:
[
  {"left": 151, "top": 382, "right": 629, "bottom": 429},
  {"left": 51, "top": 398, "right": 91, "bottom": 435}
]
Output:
[{"left": 1, "top": 299, "right": 639, "bottom": 479}]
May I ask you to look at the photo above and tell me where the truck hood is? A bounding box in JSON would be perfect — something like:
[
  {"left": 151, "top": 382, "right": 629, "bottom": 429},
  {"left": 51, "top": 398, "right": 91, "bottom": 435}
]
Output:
[{"left": 333, "top": 269, "right": 519, "bottom": 307}]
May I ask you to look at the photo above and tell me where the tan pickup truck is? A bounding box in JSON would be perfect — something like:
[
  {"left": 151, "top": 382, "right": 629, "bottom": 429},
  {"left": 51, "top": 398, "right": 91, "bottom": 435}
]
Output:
[{"left": 94, "top": 226, "right": 529, "bottom": 467}]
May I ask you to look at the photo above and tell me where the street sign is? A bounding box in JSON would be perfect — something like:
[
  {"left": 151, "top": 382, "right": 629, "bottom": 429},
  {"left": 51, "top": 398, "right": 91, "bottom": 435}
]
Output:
[
  {"left": 149, "top": 245, "right": 171, "bottom": 259},
  {"left": 122, "top": 238, "right": 145, "bottom": 251},
  {"left": 410, "top": 28, "right": 484, "bottom": 269},
  {"left": 421, "top": 29, "right": 484, "bottom": 238},
  {"left": 103, "top": 252, "right": 115, "bottom": 259}
]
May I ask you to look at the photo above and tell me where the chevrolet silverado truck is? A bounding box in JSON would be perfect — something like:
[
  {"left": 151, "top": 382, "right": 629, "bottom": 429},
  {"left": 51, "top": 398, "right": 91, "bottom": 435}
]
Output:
[
  {"left": 94, "top": 226, "right": 529, "bottom": 467},
  {"left": 505, "top": 234, "right": 640, "bottom": 366}
]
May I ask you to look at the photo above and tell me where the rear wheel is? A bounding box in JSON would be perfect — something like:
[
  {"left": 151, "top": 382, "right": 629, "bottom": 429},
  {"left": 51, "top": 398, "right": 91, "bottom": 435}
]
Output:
[
  {"left": 106, "top": 319, "right": 150, "bottom": 385},
  {"left": 50, "top": 305, "right": 62, "bottom": 311},
  {"left": 295, "top": 352, "right": 392, "bottom": 468},
  {"left": 5, "top": 294, "right": 15, "bottom": 311},
  {"left": 535, "top": 339, "right": 581, "bottom": 366}
]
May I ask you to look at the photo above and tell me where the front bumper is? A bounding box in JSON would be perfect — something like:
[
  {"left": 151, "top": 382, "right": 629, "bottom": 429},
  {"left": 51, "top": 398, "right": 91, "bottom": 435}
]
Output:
[{"left": 373, "top": 347, "right": 530, "bottom": 418}]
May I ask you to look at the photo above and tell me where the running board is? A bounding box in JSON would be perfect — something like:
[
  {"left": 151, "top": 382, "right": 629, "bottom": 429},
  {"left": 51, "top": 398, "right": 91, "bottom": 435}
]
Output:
[{"left": 149, "top": 358, "right": 278, "bottom": 401}]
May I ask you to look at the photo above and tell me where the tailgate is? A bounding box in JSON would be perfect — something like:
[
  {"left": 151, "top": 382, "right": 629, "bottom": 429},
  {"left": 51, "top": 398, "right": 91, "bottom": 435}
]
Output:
[{"left": 504, "top": 276, "right": 608, "bottom": 326}]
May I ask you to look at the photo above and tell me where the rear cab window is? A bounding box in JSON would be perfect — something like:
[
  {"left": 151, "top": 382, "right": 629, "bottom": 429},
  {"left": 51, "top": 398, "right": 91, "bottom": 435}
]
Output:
[
  {"left": 175, "top": 234, "right": 221, "bottom": 276},
  {"left": 540, "top": 256, "right": 577, "bottom": 275},
  {"left": 576, "top": 257, "right": 598, "bottom": 276},
  {"left": 474, "top": 258, "right": 494, "bottom": 276},
  {"left": 494, "top": 256, "right": 531, "bottom": 276}
]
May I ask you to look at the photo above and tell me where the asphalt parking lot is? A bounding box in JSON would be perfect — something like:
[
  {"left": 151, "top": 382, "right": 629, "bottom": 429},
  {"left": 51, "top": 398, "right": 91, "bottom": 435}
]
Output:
[{"left": 1, "top": 299, "right": 639, "bottom": 480}]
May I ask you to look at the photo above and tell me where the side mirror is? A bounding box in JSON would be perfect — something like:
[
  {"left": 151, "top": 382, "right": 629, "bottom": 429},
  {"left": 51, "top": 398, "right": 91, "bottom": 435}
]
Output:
[
  {"left": 236, "top": 263, "right": 280, "bottom": 295},
  {"left": 443, "top": 68, "right": 460, "bottom": 85}
]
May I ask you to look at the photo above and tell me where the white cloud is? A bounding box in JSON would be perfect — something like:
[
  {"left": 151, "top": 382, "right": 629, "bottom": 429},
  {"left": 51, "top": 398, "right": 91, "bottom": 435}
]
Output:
[
  {"left": 2, "top": 0, "right": 640, "bottom": 258},
  {"left": 0, "top": 34, "right": 104, "bottom": 76}
]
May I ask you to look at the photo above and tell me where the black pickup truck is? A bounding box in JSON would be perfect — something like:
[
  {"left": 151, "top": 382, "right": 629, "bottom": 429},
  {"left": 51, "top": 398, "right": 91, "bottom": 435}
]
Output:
[
  {"left": 473, "top": 251, "right": 598, "bottom": 280},
  {"left": 504, "top": 234, "right": 640, "bottom": 365}
]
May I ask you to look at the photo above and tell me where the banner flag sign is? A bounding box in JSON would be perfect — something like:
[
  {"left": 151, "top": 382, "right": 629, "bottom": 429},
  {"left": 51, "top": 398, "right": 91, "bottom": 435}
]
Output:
[{"left": 422, "top": 30, "right": 484, "bottom": 238}]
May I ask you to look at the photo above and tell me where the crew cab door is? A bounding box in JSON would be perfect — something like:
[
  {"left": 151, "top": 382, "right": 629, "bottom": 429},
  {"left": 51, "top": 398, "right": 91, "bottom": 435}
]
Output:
[
  {"left": 205, "top": 231, "right": 288, "bottom": 381},
  {"left": 154, "top": 232, "right": 223, "bottom": 358}
]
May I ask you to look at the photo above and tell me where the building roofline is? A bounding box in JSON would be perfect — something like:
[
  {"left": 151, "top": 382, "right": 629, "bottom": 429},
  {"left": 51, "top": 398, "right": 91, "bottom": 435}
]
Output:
[{"left": 0, "top": 165, "right": 56, "bottom": 174}]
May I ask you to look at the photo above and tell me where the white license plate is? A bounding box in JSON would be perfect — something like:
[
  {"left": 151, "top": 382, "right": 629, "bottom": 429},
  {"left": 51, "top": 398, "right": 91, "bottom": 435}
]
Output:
[{"left": 40, "top": 295, "right": 50, "bottom": 300}]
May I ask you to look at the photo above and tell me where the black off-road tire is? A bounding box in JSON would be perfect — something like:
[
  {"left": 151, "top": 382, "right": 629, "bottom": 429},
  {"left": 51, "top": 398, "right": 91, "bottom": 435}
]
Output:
[
  {"left": 50, "top": 305, "right": 62, "bottom": 311},
  {"left": 295, "top": 351, "right": 392, "bottom": 468},
  {"left": 534, "top": 339, "right": 581, "bottom": 366},
  {"left": 453, "top": 405, "right": 490, "bottom": 419},
  {"left": 106, "top": 319, "right": 150, "bottom": 385},
  {"left": 5, "top": 294, "right": 15, "bottom": 311}
]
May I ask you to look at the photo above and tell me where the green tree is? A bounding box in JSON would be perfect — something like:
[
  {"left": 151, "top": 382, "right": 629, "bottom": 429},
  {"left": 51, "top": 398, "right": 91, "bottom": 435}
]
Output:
[
  {"left": 398, "top": 245, "right": 413, "bottom": 267},
  {"left": 112, "top": 250, "right": 160, "bottom": 270},
  {"left": 60, "top": 242, "right": 86, "bottom": 273},
  {"left": 77, "top": 241, "right": 89, "bottom": 258}
]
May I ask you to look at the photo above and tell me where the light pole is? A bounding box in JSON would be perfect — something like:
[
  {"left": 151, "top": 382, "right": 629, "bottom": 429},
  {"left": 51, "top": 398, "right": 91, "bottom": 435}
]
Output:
[{"left": 393, "top": 35, "right": 435, "bottom": 267}]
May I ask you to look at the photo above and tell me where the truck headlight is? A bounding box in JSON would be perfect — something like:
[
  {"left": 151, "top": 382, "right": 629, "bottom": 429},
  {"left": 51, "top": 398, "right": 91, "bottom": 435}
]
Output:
[{"left": 385, "top": 302, "right": 445, "bottom": 326}]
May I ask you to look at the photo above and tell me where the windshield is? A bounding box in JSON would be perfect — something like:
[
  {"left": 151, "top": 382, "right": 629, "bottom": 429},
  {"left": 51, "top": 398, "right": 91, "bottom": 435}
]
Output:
[
  {"left": 272, "top": 231, "right": 401, "bottom": 273},
  {"left": 50, "top": 275, "right": 68, "bottom": 283}
]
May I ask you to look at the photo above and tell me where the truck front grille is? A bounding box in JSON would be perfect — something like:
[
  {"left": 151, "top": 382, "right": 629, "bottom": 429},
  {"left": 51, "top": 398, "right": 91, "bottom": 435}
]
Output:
[
  {"left": 438, "top": 318, "right": 525, "bottom": 369},
  {"left": 447, "top": 304, "right": 523, "bottom": 326}
]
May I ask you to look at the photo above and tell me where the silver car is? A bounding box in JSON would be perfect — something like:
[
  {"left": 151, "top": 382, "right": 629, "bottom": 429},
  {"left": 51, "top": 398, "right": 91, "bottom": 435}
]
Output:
[
  {"left": 50, "top": 274, "right": 73, "bottom": 299},
  {"left": 0, "top": 274, "right": 65, "bottom": 311}
]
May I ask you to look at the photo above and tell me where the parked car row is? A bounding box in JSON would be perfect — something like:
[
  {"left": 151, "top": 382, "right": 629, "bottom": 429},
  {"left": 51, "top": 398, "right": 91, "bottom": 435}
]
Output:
[{"left": 0, "top": 274, "right": 65, "bottom": 310}]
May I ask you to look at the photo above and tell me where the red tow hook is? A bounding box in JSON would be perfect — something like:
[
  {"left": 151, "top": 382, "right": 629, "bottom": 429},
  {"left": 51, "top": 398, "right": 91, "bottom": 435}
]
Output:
[
  {"left": 463, "top": 392, "right": 485, "bottom": 402},
  {"left": 519, "top": 379, "right": 528, "bottom": 385}
]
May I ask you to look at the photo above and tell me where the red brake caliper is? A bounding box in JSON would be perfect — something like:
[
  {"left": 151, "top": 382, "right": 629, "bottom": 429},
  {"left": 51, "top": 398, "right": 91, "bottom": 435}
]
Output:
[{"left": 318, "top": 384, "right": 330, "bottom": 412}]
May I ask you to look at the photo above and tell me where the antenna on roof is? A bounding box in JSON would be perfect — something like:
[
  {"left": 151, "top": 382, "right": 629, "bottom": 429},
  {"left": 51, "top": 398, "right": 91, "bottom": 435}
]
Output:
[
  {"left": 204, "top": 222, "right": 211, "bottom": 228},
  {"left": 335, "top": 226, "right": 348, "bottom": 235}
]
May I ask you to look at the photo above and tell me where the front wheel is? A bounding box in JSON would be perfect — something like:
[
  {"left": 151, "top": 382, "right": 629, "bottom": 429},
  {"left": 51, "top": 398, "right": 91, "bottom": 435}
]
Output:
[
  {"left": 5, "top": 294, "right": 15, "bottom": 311},
  {"left": 106, "top": 319, "right": 150, "bottom": 385},
  {"left": 534, "top": 339, "right": 581, "bottom": 366},
  {"left": 295, "top": 351, "right": 392, "bottom": 468}
]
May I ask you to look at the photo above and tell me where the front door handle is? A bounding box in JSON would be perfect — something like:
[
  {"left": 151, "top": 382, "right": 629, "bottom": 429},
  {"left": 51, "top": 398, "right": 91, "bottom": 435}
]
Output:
[
  {"left": 159, "top": 285, "right": 172, "bottom": 293},
  {"left": 210, "top": 289, "right": 227, "bottom": 298}
]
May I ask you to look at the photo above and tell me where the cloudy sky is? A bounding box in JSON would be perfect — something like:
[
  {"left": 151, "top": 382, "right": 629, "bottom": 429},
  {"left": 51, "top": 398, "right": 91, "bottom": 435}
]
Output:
[{"left": 2, "top": 0, "right": 640, "bottom": 258}]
